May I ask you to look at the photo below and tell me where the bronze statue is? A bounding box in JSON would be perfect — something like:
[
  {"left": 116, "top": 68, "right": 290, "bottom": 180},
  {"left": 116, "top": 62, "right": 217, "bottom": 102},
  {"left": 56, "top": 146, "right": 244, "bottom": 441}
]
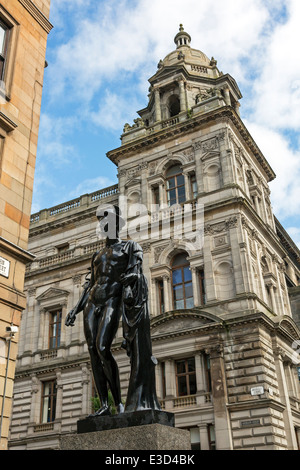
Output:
[{"left": 66, "top": 205, "right": 160, "bottom": 416}]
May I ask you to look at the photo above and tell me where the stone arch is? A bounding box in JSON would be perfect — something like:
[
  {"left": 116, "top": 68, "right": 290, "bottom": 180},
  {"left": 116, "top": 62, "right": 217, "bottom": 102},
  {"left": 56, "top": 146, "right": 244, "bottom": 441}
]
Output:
[
  {"left": 156, "top": 155, "right": 186, "bottom": 177},
  {"left": 204, "top": 163, "right": 221, "bottom": 192},
  {"left": 214, "top": 260, "right": 235, "bottom": 301},
  {"left": 158, "top": 243, "right": 193, "bottom": 266}
]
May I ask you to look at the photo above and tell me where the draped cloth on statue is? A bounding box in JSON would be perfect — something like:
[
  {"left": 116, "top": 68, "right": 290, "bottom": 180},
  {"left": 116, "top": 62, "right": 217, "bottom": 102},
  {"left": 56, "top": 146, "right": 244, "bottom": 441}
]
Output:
[{"left": 121, "top": 240, "right": 161, "bottom": 412}]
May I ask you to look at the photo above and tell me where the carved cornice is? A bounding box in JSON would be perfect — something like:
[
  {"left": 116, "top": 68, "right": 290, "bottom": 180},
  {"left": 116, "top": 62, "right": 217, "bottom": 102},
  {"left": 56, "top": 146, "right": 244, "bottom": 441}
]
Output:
[
  {"left": 107, "top": 106, "right": 276, "bottom": 182},
  {"left": 18, "top": 0, "right": 53, "bottom": 33}
]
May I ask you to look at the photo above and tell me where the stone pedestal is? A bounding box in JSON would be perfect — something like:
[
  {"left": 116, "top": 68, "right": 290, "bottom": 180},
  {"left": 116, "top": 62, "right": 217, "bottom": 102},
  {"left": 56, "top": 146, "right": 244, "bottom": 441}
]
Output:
[{"left": 59, "top": 410, "right": 191, "bottom": 451}]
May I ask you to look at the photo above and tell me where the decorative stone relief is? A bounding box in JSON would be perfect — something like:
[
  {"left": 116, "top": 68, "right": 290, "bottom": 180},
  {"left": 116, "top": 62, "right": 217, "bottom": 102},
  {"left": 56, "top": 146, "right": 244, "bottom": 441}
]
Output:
[{"left": 154, "top": 244, "right": 169, "bottom": 264}]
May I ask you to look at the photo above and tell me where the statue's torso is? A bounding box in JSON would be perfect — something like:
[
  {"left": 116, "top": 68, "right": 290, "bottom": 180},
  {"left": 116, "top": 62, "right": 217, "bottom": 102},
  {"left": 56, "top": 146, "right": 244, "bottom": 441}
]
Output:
[{"left": 89, "top": 241, "right": 128, "bottom": 305}]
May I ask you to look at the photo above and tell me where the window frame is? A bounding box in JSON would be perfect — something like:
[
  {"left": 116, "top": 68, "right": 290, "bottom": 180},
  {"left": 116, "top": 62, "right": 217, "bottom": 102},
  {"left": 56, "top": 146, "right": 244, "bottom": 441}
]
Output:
[
  {"left": 171, "top": 254, "right": 194, "bottom": 310},
  {"left": 166, "top": 167, "right": 186, "bottom": 206},
  {"left": 198, "top": 268, "right": 206, "bottom": 306},
  {"left": 0, "top": 7, "right": 19, "bottom": 101},
  {"left": 48, "top": 309, "right": 62, "bottom": 350},
  {"left": 0, "top": 18, "right": 10, "bottom": 82},
  {"left": 157, "top": 279, "right": 165, "bottom": 315},
  {"left": 40, "top": 380, "right": 57, "bottom": 424},
  {"left": 175, "top": 357, "right": 197, "bottom": 397}
]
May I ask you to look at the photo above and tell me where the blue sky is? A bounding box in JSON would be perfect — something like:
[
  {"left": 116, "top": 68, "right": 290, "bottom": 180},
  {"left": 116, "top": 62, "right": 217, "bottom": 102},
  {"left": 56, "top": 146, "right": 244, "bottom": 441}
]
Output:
[{"left": 33, "top": 0, "right": 300, "bottom": 246}]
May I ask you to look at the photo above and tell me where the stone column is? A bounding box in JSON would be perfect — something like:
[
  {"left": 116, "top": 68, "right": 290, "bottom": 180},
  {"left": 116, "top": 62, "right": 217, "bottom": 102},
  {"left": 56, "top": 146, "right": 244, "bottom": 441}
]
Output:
[
  {"left": 191, "top": 267, "right": 200, "bottom": 306},
  {"left": 55, "top": 370, "right": 63, "bottom": 420},
  {"left": 179, "top": 80, "right": 186, "bottom": 112},
  {"left": 158, "top": 182, "right": 165, "bottom": 205},
  {"left": 163, "top": 275, "right": 171, "bottom": 312},
  {"left": 29, "top": 374, "right": 40, "bottom": 424},
  {"left": 81, "top": 363, "right": 90, "bottom": 416},
  {"left": 267, "top": 282, "right": 277, "bottom": 313},
  {"left": 151, "top": 279, "right": 158, "bottom": 317},
  {"left": 207, "top": 345, "right": 233, "bottom": 450},
  {"left": 38, "top": 308, "right": 46, "bottom": 351},
  {"left": 273, "top": 259, "right": 285, "bottom": 316},
  {"left": 165, "top": 359, "right": 176, "bottom": 398},
  {"left": 154, "top": 88, "right": 162, "bottom": 122},
  {"left": 198, "top": 424, "right": 210, "bottom": 450},
  {"left": 182, "top": 170, "right": 191, "bottom": 201},
  {"left": 223, "top": 87, "right": 231, "bottom": 106}
]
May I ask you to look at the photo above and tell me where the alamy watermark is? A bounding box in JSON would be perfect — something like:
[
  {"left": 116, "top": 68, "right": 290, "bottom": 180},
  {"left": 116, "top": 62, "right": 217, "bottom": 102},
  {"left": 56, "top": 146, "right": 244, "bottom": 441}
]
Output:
[{"left": 96, "top": 196, "right": 204, "bottom": 255}]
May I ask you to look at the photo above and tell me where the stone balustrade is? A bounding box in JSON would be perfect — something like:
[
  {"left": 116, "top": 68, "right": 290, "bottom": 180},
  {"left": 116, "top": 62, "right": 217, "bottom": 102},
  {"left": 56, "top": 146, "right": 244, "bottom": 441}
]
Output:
[{"left": 30, "top": 185, "right": 119, "bottom": 224}]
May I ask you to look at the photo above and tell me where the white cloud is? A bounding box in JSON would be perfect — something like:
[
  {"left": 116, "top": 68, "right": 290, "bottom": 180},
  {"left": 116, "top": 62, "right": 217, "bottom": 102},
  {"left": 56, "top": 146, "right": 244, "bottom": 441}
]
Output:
[
  {"left": 48, "top": 0, "right": 273, "bottom": 103},
  {"left": 250, "top": 0, "right": 300, "bottom": 129},
  {"left": 90, "top": 89, "right": 141, "bottom": 131},
  {"left": 68, "top": 176, "right": 116, "bottom": 200},
  {"left": 245, "top": 120, "right": 300, "bottom": 219},
  {"left": 37, "top": 113, "right": 78, "bottom": 167}
]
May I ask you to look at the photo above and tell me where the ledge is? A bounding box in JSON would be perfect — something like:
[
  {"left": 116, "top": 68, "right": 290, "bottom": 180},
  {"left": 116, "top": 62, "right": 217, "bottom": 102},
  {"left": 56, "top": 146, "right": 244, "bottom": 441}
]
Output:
[
  {"left": 18, "top": 0, "right": 53, "bottom": 34},
  {"left": 0, "top": 236, "right": 35, "bottom": 263},
  {"left": 0, "top": 111, "right": 18, "bottom": 133}
]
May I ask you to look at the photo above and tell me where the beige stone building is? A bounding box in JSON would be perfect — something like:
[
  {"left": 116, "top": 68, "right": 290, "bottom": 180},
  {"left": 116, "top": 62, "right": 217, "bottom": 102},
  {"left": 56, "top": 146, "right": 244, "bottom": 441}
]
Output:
[
  {"left": 9, "top": 26, "right": 300, "bottom": 450},
  {"left": 0, "top": 0, "right": 52, "bottom": 450}
]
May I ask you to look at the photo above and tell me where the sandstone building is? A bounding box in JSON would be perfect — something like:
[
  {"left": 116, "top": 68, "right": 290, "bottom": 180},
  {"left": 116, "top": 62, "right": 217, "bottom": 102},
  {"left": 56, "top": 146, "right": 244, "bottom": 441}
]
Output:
[
  {"left": 0, "top": 0, "right": 52, "bottom": 450},
  {"left": 8, "top": 26, "right": 300, "bottom": 450}
]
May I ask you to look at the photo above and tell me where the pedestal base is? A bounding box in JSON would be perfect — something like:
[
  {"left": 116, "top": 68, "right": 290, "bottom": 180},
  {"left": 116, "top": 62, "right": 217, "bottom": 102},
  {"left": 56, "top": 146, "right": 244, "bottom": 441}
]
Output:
[{"left": 59, "top": 410, "right": 191, "bottom": 451}]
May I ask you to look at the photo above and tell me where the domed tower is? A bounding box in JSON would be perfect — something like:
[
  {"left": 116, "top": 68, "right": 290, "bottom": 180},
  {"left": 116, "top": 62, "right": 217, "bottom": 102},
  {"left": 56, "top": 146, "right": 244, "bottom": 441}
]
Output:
[
  {"left": 106, "top": 26, "right": 300, "bottom": 453},
  {"left": 121, "top": 24, "right": 242, "bottom": 142}
]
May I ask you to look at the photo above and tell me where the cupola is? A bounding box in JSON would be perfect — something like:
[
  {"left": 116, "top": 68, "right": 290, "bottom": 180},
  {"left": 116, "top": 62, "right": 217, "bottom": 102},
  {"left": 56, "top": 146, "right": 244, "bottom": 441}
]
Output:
[{"left": 174, "top": 24, "right": 191, "bottom": 48}]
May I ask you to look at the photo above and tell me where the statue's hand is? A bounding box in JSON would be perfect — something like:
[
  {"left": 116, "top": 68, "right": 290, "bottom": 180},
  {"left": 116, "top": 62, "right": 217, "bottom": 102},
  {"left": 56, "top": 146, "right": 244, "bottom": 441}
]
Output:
[
  {"left": 119, "top": 273, "right": 138, "bottom": 287},
  {"left": 65, "top": 309, "right": 77, "bottom": 327}
]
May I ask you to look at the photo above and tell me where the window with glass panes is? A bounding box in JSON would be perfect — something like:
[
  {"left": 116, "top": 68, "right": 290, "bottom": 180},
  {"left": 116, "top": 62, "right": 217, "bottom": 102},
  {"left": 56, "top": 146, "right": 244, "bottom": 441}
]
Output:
[
  {"left": 0, "top": 20, "right": 9, "bottom": 81},
  {"left": 158, "top": 280, "right": 165, "bottom": 314},
  {"left": 166, "top": 165, "right": 186, "bottom": 206},
  {"left": 172, "top": 253, "right": 194, "bottom": 309},
  {"left": 40, "top": 380, "right": 57, "bottom": 423},
  {"left": 190, "top": 173, "right": 198, "bottom": 199},
  {"left": 175, "top": 357, "right": 197, "bottom": 396},
  {"left": 49, "top": 310, "right": 62, "bottom": 349}
]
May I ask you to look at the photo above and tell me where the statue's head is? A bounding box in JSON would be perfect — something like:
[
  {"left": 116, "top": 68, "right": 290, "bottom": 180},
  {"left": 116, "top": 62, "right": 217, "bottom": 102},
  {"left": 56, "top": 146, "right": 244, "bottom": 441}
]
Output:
[{"left": 96, "top": 204, "right": 126, "bottom": 239}]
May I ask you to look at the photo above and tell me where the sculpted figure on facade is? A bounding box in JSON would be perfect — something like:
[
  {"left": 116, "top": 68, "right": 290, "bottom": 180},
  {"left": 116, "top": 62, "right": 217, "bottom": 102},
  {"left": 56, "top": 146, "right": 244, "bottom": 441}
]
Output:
[{"left": 65, "top": 205, "right": 160, "bottom": 416}]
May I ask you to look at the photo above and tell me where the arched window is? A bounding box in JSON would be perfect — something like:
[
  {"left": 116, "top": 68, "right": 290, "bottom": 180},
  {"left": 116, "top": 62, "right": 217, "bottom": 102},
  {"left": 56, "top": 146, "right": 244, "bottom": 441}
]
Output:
[
  {"left": 168, "top": 95, "right": 180, "bottom": 117},
  {"left": 172, "top": 253, "right": 194, "bottom": 309},
  {"left": 166, "top": 165, "right": 186, "bottom": 206}
]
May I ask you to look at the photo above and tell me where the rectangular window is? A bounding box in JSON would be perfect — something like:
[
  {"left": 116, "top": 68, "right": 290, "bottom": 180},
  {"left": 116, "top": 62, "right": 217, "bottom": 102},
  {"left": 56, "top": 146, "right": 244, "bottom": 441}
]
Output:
[
  {"left": 153, "top": 186, "right": 160, "bottom": 205},
  {"left": 158, "top": 280, "right": 165, "bottom": 314},
  {"left": 49, "top": 310, "right": 62, "bottom": 349},
  {"left": 190, "top": 428, "right": 200, "bottom": 450},
  {"left": 198, "top": 269, "right": 206, "bottom": 305},
  {"left": 175, "top": 357, "right": 197, "bottom": 396},
  {"left": 0, "top": 19, "right": 10, "bottom": 82},
  {"left": 161, "top": 362, "right": 166, "bottom": 399},
  {"left": 40, "top": 380, "right": 57, "bottom": 423},
  {"left": 208, "top": 424, "right": 216, "bottom": 450},
  {"left": 190, "top": 174, "right": 198, "bottom": 199},
  {"left": 203, "top": 352, "right": 212, "bottom": 392}
]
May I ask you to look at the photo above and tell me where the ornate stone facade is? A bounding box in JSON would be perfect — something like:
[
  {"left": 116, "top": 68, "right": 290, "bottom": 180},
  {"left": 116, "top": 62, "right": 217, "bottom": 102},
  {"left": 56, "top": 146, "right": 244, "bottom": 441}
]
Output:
[{"left": 8, "top": 26, "right": 300, "bottom": 450}]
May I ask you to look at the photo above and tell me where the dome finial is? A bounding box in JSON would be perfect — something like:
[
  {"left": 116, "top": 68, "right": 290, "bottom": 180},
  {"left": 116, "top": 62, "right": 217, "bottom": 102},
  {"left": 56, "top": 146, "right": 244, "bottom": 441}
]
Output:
[{"left": 174, "top": 24, "right": 191, "bottom": 49}]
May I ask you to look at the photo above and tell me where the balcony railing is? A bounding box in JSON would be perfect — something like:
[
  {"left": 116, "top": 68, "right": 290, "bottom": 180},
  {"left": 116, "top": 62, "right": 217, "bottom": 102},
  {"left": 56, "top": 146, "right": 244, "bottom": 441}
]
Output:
[
  {"left": 30, "top": 184, "right": 119, "bottom": 224},
  {"left": 159, "top": 392, "right": 212, "bottom": 411}
]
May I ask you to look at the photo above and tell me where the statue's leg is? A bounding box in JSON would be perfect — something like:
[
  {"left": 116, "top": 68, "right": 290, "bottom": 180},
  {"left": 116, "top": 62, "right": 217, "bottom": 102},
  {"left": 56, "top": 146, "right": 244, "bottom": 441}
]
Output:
[
  {"left": 96, "top": 298, "right": 124, "bottom": 412},
  {"left": 83, "top": 302, "right": 110, "bottom": 415}
]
